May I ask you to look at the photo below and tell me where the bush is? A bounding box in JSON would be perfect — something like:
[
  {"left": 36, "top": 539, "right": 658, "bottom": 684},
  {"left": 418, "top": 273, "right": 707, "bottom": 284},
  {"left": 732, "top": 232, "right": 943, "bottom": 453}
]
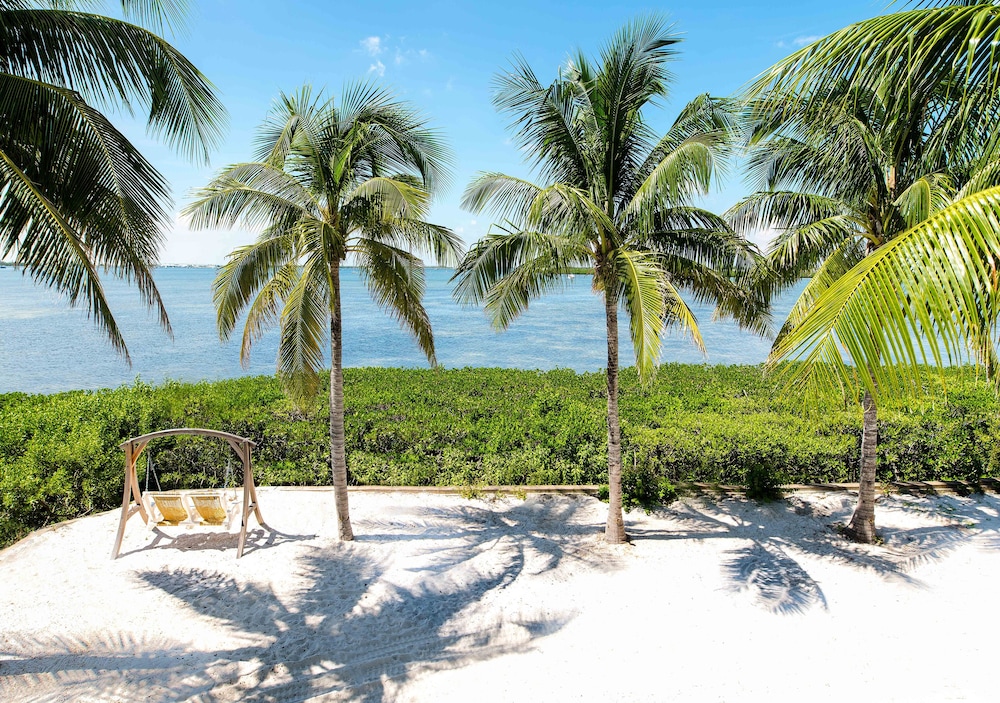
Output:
[
  {"left": 744, "top": 462, "right": 783, "bottom": 501},
  {"left": 1, "top": 365, "right": 998, "bottom": 548}
]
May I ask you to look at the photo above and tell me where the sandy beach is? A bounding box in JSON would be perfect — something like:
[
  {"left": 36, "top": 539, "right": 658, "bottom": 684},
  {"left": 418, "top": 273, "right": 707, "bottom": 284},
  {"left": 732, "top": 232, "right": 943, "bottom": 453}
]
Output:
[{"left": 1, "top": 488, "right": 999, "bottom": 702}]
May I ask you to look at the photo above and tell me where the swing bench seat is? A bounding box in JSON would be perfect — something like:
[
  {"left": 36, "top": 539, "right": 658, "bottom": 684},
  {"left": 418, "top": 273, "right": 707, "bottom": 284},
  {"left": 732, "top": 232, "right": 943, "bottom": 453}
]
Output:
[
  {"left": 111, "top": 428, "right": 266, "bottom": 560},
  {"left": 146, "top": 490, "right": 237, "bottom": 528},
  {"left": 148, "top": 492, "right": 189, "bottom": 525},
  {"left": 189, "top": 492, "right": 231, "bottom": 525}
]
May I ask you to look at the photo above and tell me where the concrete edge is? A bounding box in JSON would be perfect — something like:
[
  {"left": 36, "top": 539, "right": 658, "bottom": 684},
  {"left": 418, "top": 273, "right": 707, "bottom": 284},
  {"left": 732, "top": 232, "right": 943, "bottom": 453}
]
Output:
[{"left": 266, "top": 479, "right": 1000, "bottom": 497}]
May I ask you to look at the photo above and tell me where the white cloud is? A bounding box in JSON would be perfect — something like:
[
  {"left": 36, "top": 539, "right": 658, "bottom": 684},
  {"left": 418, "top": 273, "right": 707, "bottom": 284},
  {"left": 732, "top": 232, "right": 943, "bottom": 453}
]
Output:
[
  {"left": 358, "top": 37, "right": 429, "bottom": 75},
  {"left": 778, "top": 34, "right": 822, "bottom": 49},
  {"left": 360, "top": 36, "right": 382, "bottom": 56},
  {"left": 159, "top": 213, "right": 254, "bottom": 267},
  {"left": 392, "top": 46, "right": 431, "bottom": 66},
  {"left": 747, "top": 225, "right": 779, "bottom": 252}
]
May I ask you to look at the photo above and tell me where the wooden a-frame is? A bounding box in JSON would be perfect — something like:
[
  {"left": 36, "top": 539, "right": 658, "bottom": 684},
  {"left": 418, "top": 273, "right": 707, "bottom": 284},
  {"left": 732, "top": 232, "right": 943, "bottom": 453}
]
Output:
[{"left": 110, "top": 428, "right": 264, "bottom": 559}]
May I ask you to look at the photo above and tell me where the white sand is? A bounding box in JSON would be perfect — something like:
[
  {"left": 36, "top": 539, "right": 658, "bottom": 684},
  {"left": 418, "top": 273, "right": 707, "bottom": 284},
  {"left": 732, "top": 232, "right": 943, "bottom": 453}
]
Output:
[{"left": 1, "top": 488, "right": 999, "bottom": 702}]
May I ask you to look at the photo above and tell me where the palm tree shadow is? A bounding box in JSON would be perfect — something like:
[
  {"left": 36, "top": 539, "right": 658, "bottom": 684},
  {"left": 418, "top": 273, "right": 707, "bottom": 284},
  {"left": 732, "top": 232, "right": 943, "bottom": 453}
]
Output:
[
  {"left": 630, "top": 493, "right": 995, "bottom": 616},
  {"left": 1, "top": 496, "right": 611, "bottom": 702}
]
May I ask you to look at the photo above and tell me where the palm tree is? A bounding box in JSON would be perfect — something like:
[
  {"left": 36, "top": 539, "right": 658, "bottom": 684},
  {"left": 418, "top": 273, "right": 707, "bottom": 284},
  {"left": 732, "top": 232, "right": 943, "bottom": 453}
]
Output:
[
  {"left": 453, "top": 17, "right": 764, "bottom": 543},
  {"left": 0, "top": 0, "right": 225, "bottom": 360},
  {"left": 734, "top": 2, "right": 1000, "bottom": 542},
  {"left": 184, "top": 85, "right": 460, "bottom": 541}
]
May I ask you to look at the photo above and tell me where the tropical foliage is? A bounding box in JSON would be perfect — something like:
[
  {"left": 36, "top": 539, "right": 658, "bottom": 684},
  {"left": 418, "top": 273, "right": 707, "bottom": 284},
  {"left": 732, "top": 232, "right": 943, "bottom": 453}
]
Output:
[
  {"left": 0, "top": 0, "right": 225, "bottom": 360},
  {"left": 4, "top": 366, "right": 998, "bottom": 549},
  {"left": 732, "top": 2, "right": 1000, "bottom": 541},
  {"left": 183, "top": 85, "right": 460, "bottom": 540},
  {"left": 453, "top": 17, "right": 764, "bottom": 542}
]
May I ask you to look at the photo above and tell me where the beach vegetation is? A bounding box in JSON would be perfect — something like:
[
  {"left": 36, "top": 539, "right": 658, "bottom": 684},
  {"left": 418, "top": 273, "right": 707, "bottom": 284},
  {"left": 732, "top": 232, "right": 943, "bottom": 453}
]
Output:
[
  {"left": 183, "top": 84, "right": 460, "bottom": 541},
  {"left": 3, "top": 365, "right": 998, "bottom": 549},
  {"left": 732, "top": 0, "right": 1000, "bottom": 542},
  {"left": 0, "top": 0, "right": 225, "bottom": 360},
  {"left": 453, "top": 16, "right": 766, "bottom": 543}
]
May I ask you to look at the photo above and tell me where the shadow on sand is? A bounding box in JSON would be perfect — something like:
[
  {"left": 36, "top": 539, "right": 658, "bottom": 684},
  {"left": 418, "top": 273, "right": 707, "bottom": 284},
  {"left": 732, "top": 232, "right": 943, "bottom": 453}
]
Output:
[
  {"left": 4, "top": 493, "right": 996, "bottom": 700},
  {"left": 629, "top": 492, "right": 999, "bottom": 615},
  {"left": 1, "top": 496, "right": 613, "bottom": 702},
  {"left": 114, "top": 523, "right": 313, "bottom": 559}
]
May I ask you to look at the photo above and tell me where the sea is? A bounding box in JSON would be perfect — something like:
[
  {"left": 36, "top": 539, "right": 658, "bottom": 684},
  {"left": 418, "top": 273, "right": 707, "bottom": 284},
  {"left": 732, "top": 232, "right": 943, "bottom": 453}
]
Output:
[{"left": 0, "top": 266, "right": 807, "bottom": 395}]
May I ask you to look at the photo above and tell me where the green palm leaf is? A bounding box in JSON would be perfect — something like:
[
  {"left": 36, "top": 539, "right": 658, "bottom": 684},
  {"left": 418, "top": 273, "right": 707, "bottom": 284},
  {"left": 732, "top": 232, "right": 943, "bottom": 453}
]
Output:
[
  {"left": 455, "top": 17, "right": 762, "bottom": 543},
  {"left": 354, "top": 239, "right": 436, "bottom": 363},
  {"left": 187, "top": 82, "right": 456, "bottom": 541},
  {"left": 1, "top": 6, "right": 225, "bottom": 161},
  {"left": 770, "top": 185, "right": 1000, "bottom": 397},
  {"left": 0, "top": 0, "right": 225, "bottom": 360}
]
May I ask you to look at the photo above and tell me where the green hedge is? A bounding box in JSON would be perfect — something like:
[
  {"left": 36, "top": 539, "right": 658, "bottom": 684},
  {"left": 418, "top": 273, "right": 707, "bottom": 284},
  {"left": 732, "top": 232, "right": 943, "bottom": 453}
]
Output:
[{"left": 1, "top": 365, "right": 998, "bottom": 547}]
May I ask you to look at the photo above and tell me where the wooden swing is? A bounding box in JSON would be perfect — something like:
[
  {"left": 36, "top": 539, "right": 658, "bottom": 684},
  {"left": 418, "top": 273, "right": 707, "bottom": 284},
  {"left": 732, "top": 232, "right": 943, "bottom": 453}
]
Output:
[{"left": 110, "top": 428, "right": 264, "bottom": 559}]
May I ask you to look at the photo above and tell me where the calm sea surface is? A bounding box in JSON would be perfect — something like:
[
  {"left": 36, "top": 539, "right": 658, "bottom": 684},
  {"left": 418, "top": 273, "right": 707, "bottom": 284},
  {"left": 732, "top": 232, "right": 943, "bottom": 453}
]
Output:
[{"left": 0, "top": 267, "right": 806, "bottom": 394}]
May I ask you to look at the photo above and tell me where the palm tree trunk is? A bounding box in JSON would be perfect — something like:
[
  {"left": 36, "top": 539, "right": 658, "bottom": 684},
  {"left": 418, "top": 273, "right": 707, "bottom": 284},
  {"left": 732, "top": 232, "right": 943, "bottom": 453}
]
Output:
[
  {"left": 846, "top": 388, "right": 877, "bottom": 543},
  {"left": 604, "top": 292, "right": 627, "bottom": 543},
  {"left": 329, "top": 260, "right": 354, "bottom": 541}
]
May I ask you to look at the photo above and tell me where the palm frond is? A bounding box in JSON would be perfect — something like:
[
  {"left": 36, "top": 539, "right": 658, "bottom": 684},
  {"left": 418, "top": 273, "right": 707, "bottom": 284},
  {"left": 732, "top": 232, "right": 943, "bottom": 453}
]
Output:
[
  {"left": 774, "top": 236, "right": 868, "bottom": 344},
  {"left": 493, "top": 53, "right": 589, "bottom": 186},
  {"left": 461, "top": 172, "right": 542, "bottom": 221},
  {"left": 211, "top": 228, "right": 295, "bottom": 343},
  {"left": 343, "top": 176, "right": 430, "bottom": 220},
  {"left": 0, "top": 7, "right": 225, "bottom": 161},
  {"left": 238, "top": 260, "right": 300, "bottom": 367},
  {"left": 184, "top": 162, "right": 320, "bottom": 231},
  {"left": 338, "top": 80, "right": 453, "bottom": 192},
  {"left": 277, "top": 256, "right": 329, "bottom": 403},
  {"left": 451, "top": 223, "right": 590, "bottom": 328},
  {"left": 363, "top": 218, "right": 463, "bottom": 267},
  {"left": 770, "top": 186, "right": 1000, "bottom": 398},
  {"left": 0, "top": 73, "right": 172, "bottom": 354},
  {"left": 626, "top": 134, "right": 719, "bottom": 218},
  {"left": 894, "top": 172, "right": 954, "bottom": 228},
  {"left": 743, "top": 6, "right": 1000, "bottom": 136},
  {"left": 610, "top": 248, "right": 670, "bottom": 380},
  {"left": 353, "top": 239, "right": 436, "bottom": 364},
  {"left": 0, "top": 143, "right": 132, "bottom": 359},
  {"left": 627, "top": 93, "right": 735, "bottom": 208},
  {"left": 727, "top": 191, "right": 846, "bottom": 236}
]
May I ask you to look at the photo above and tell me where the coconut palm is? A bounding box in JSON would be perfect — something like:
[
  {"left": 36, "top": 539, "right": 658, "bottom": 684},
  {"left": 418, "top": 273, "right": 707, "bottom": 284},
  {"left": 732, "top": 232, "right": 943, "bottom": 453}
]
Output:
[
  {"left": 184, "top": 85, "right": 460, "bottom": 541},
  {"left": 734, "top": 2, "right": 1000, "bottom": 542},
  {"left": 453, "top": 17, "right": 764, "bottom": 543},
  {"left": 0, "top": 0, "right": 225, "bottom": 360}
]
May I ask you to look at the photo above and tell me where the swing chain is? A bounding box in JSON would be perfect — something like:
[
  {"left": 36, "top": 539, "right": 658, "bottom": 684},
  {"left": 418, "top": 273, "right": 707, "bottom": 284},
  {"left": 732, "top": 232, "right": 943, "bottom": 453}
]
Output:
[{"left": 145, "top": 448, "right": 162, "bottom": 493}]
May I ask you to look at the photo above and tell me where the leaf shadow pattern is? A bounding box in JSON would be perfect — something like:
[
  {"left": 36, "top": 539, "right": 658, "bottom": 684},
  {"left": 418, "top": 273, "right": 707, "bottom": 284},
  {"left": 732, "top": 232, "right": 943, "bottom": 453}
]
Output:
[
  {"left": 631, "top": 493, "right": 996, "bottom": 616},
  {"left": 722, "top": 542, "right": 828, "bottom": 615},
  {"left": 0, "top": 495, "right": 614, "bottom": 702}
]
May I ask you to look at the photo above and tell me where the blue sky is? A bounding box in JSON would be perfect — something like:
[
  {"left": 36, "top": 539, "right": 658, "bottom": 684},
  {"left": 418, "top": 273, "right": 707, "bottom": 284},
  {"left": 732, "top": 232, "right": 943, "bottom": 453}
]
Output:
[{"left": 119, "top": 0, "right": 888, "bottom": 264}]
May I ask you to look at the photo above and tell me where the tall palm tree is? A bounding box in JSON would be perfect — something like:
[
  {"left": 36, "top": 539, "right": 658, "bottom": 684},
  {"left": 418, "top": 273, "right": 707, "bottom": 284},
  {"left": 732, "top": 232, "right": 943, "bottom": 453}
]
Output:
[
  {"left": 453, "top": 17, "right": 764, "bottom": 543},
  {"left": 0, "top": 0, "right": 225, "bottom": 360},
  {"left": 184, "top": 85, "right": 460, "bottom": 541},
  {"left": 734, "top": 2, "right": 1000, "bottom": 542}
]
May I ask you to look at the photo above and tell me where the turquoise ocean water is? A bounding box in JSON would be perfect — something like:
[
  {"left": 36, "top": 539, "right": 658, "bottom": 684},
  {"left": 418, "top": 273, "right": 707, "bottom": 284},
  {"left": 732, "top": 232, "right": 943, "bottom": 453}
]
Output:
[{"left": 0, "top": 266, "right": 806, "bottom": 394}]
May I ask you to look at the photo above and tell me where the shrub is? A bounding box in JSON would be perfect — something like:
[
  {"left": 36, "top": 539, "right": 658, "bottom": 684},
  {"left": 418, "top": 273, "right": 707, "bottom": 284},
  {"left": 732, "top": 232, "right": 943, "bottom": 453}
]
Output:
[
  {"left": 1, "top": 365, "right": 998, "bottom": 548},
  {"left": 744, "top": 461, "right": 783, "bottom": 501}
]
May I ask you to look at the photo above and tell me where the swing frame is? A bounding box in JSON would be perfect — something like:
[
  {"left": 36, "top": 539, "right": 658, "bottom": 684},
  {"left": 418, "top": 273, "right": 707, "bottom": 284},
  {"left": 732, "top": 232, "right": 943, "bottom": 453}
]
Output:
[{"left": 110, "top": 428, "right": 264, "bottom": 559}]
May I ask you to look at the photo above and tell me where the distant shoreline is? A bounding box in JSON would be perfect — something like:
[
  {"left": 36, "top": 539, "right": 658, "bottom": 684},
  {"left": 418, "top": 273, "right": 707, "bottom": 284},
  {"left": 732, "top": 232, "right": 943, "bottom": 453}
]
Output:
[{"left": 0, "top": 263, "right": 467, "bottom": 271}]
